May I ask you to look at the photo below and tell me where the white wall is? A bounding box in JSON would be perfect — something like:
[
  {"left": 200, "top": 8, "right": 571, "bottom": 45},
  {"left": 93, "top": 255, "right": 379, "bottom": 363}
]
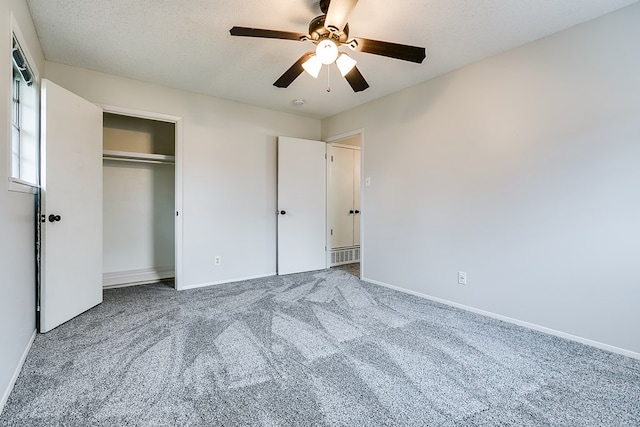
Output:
[
  {"left": 45, "top": 62, "right": 321, "bottom": 288},
  {"left": 0, "top": 0, "right": 44, "bottom": 412},
  {"left": 323, "top": 4, "right": 640, "bottom": 356},
  {"left": 103, "top": 161, "right": 175, "bottom": 278}
]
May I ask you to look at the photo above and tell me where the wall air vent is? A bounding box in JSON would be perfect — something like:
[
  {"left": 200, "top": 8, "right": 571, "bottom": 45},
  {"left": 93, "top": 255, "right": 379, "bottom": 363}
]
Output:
[{"left": 330, "top": 247, "right": 360, "bottom": 266}]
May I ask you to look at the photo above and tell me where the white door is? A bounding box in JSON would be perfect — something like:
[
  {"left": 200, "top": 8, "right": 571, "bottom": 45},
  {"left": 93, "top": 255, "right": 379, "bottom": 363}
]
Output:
[
  {"left": 40, "top": 79, "right": 103, "bottom": 332},
  {"left": 277, "top": 137, "right": 326, "bottom": 275}
]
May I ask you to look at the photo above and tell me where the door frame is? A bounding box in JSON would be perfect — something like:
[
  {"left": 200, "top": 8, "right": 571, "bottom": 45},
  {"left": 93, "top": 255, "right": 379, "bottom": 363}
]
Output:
[
  {"left": 325, "top": 129, "right": 365, "bottom": 278},
  {"left": 99, "top": 104, "right": 184, "bottom": 289}
]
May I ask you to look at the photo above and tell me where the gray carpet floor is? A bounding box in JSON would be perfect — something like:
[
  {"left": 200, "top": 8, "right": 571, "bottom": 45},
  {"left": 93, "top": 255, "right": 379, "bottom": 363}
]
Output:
[{"left": 2, "top": 264, "right": 639, "bottom": 426}]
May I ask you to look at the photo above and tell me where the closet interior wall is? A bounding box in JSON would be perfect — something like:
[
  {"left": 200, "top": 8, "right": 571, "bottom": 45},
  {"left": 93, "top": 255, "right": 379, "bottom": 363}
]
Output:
[{"left": 102, "top": 113, "right": 176, "bottom": 287}]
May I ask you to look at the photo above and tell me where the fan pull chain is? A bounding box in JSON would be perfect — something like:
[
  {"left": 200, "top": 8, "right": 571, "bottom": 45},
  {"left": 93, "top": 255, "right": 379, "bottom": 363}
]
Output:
[{"left": 326, "top": 65, "right": 331, "bottom": 92}]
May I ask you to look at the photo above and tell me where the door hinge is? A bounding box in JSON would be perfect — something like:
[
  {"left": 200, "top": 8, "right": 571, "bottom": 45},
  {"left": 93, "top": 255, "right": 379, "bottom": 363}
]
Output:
[{"left": 331, "top": 155, "right": 334, "bottom": 162}]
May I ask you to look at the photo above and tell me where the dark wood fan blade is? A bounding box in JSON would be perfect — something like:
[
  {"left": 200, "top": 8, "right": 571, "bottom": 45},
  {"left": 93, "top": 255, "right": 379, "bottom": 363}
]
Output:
[
  {"left": 230, "top": 26, "right": 307, "bottom": 41},
  {"left": 352, "top": 37, "right": 426, "bottom": 63},
  {"left": 274, "top": 52, "right": 314, "bottom": 88},
  {"left": 325, "top": 0, "right": 358, "bottom": 32},
  {"left": 344, "top": 66, "right": 369, "bottom": 92}
]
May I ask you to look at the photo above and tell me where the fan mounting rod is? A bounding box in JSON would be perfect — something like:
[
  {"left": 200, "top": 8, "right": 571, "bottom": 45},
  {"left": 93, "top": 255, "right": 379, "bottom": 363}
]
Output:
[{"left": 319, "top": 0, "right": 331, "bottom": 14}]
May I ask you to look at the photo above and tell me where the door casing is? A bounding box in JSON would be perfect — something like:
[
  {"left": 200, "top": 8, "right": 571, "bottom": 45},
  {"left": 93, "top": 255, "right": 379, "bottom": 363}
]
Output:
[
  {"left": 325, "top": 129, "right": 365, "bottom": 277},
  {"left": 99, "top": 104, "right": 184, "bottom": 290}
]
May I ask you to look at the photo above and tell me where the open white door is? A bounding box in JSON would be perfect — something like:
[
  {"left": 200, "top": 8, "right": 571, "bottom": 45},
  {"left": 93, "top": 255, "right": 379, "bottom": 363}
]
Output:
[
  {"left": 277, "top": 137, "right": 326, "bottom": 275},
  {"left": 40, "top": 79, "right": 103, "bottom": 333}
]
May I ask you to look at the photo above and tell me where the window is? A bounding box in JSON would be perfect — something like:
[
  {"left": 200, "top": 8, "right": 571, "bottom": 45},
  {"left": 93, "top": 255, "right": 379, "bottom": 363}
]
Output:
[
  {"left": 12, "top": 68, "right": 22, "bottom": 178},
  {"left": 10, "top": 34, "right": 38, "bottom": 189}
]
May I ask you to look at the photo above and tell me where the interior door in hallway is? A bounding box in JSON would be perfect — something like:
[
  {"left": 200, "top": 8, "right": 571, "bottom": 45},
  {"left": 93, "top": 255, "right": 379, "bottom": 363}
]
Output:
[
  {"left": 277, "top": 137, "right": 326, "bottom": 275},
  {"left": 329, "top": 145, "right": 356, "bottom": 248},
  {"left": 328, "top": 145, "right": 362, "bottom": 249},
  {"left": 40, "top": 79, "right": 103, "bottom": 332}
]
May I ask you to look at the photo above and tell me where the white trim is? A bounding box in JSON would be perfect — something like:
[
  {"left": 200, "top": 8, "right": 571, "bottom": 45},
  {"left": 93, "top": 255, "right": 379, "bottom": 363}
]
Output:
[
  {"left": 330, "top": 143, "right": 361, "bottom": 151},
  {"left": 179, "top": 273, "right": 277, "bottom": 291},
  {"left": 99, "top": 104, "right": 184, "bottom": 291},
  {"left": 7, "top": 177, "right": 38, "bottom": 194},
  {"left": 0, "top": 329, "right": 36, "bottom": 415},
  {"left": 103, "top": 280, "right": 172, "bottom": 289},
  {"left": 364, "top": 277, "right": 640, "bottom": 361},
  {"left": 98, "top": 104, "right": 180, "bottom": 123},
  {"left": 103, "top": 267, "right": 175, "bottom": 288},
  {"left": 325, "top": 128, "right": 365, "bottom": 144},
  {"left": 174, "top": 119, "right": 184, "bottom": 290}
]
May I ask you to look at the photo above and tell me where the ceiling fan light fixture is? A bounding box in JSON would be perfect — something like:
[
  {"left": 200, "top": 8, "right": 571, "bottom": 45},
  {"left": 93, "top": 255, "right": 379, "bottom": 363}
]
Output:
[
  {"left": 302, "top": 55, "right": 322, "bottom": 78},
  {"left": 315, "top": 39, "right": 339, "bottom": 65},
  {"left": 336, "top": 53, "right": 357, "bottom": 77},
  {"left": 231, "top": 0, "right": 425, "bottom": 92}
]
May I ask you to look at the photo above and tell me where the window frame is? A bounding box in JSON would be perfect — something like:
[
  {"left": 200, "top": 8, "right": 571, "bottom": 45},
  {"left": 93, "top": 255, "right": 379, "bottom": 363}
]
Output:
[
  {"left": 8, "top": 15, "right": 40, "bottom": 194},
  {"left": 12, "top": 67, "right": 22, "bottom": 179}
]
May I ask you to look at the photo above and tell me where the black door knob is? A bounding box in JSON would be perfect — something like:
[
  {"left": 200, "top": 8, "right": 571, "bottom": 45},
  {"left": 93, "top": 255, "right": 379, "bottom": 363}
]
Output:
[
  {"left": 355, "top": 210, "right": 360, "bottom": 214},
  {"left": 48, "top": 214, "right": 61, "bottom": 222},
  {"left": 280, "top": 210, "right": 286, "bottom": 215},
  {"left": 349, "top": 210, "right": 354, "bottom": 214}
]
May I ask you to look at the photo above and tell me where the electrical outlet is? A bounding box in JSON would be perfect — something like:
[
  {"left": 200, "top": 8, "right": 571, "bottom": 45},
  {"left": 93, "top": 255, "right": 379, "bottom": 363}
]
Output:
[
  {"left": 214, "top": 256, "right": 221, "bottom": 266},
  {"left": 458, "top": 271, "right": 467, "bottom": 285}
]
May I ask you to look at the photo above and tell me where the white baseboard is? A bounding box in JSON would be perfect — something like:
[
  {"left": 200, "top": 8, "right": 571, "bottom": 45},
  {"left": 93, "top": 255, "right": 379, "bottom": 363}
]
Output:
[
  {"left": 103, "top": 267, "right": 175, "bottom": 288},
  {"left": 363, "top": 277, "right": 640, "bottom": 361},
  {"left": 0, "top": 329, "right": 36, "bottom": 416},
  {"left": 179, "top": 272, "right": 277, "bottom": 291}
]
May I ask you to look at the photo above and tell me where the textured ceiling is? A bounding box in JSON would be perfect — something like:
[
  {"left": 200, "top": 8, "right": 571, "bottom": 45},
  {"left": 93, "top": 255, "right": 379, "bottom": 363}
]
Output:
[{"left": 26, "top": 0, "right": 638, "bottom": 119}]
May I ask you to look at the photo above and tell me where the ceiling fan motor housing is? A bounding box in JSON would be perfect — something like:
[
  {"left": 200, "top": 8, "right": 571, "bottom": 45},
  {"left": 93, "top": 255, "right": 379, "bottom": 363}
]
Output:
[{"left": 309, "top": 15, "right": 350, "bottom": 43}]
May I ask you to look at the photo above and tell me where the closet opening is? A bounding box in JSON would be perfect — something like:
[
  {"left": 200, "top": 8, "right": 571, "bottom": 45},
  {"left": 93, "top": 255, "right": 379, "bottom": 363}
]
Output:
[
  {"left": 327, "top": 133, "right": 362, "bottom": 279},
  {"left": 102, "top": 112, "right": 177, "bottom": 289}
]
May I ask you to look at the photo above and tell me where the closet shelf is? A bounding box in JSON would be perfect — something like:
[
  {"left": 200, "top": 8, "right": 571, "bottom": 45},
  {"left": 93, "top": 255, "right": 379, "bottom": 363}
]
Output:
[{"left": 103, "top": 150, "right": 175, "bottom": 165}]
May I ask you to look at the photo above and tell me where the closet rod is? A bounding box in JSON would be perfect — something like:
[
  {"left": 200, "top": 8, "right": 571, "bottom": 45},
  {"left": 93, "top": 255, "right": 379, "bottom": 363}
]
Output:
[
  {"left": 102, "top": 149, "right": 175, "bottom": 165},
  {"left": 103, "top": 156, "right": 174, "bottom": 165}
]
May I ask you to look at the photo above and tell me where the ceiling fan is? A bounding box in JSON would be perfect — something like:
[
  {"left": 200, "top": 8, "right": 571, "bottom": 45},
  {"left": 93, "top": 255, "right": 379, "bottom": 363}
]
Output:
[{"left": 229, "top": 0, "right": 426, "bottom": 92}]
